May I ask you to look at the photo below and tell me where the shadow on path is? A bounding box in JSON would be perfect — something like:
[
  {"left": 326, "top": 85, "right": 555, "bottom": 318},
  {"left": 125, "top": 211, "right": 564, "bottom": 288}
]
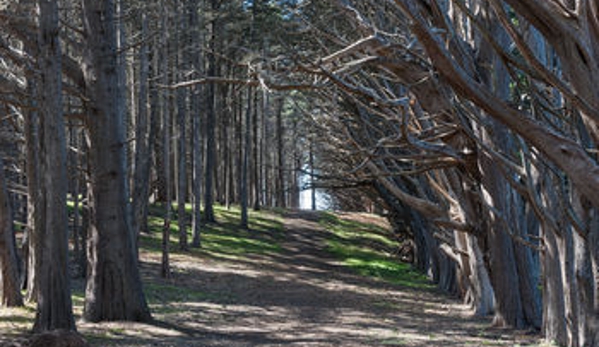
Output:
[{"left": 78, "top": 210, "right": 540, "bottom": 347}]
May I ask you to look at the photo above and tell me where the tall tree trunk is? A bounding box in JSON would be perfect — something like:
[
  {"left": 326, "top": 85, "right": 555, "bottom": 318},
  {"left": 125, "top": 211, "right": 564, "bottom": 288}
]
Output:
[
  {"left": 474, "top": 6, "right": 540, "bottom": 328},
  {"left": 275, "top": 99, "right": 285, "bottom": 208},
  {"left": 252, "top": 90, "right": 261, "bottom": 210},
  {"left": 160, "top": 0, "right": 172, "bottom": 277},
  {"left": 309, "top": 142, "right": 316, "bottom": 211},
  {"left": 241, "top": 88, "right": 252, "bottom": 229},
  {"left": 24, "top": 82, "right": 40, "bottom": 302},
  {"left": 176, "top": 2, "right": 188, "bottom": 251},
  {"left": 203, "top": 0, "right": 218, "bottom": 222},
  {"left": 33, "top": 0, "right": 74, "bottom": 331},
  {"left": 191, "top": 90, "right": 202, "bottom": 247},
  {"left": 161, "top": 86, "right": 172, "bottom": 278},
  {"left": 81, "top": 0, "right": 152, "bottom": 323},
  {"left": 260, "top": 91, "right": 268, "bottom": 207},
  {"left": 131, "top": 13, "right": 151, "bottom": 247},
  {"left": 190, "top": 0, "right": 202, "bottom": 248},
  {"left": 0, "top": 158, "right": 23, "bottom": 308}
]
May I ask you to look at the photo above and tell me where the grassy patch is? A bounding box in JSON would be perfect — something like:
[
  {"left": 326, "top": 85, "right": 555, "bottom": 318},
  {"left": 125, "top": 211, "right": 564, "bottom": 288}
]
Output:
[
  {"left": 320, "top": 212, "right": 432, "bottom": 289},
  {"left": 143, "top": 203, "right": 284, "bottom": 259},
  {"left": 145, "top": 282, "right": 211, "bottom": 304},
  {"left": 0, "top": 304, "right": 35, "bottom": 339}
]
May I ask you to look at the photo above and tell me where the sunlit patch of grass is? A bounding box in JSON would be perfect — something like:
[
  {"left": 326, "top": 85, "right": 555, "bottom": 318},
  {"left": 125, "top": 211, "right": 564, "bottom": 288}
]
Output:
[
  {"left": 320, "top": 212, "right": 432, "bottom": 289},
  {"left": 71, "top": 287, "right": 85, "bottom": 317},
  {"left": 0, "top": 304, "right": 35, "bottom": 338},
  {"left": 143, "top": 203, "right": 284, "bottom": 260}
]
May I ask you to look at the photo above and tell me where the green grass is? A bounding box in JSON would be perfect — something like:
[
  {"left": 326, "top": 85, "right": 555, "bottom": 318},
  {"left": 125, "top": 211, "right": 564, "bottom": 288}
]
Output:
[
  {"left": 145, "top": 282, "right": 212, "bottom": 304},
  {"left": 319, "top": 212, "right": 433, "bottom": 289},
  {"left": 143, "top": 203, "right": 284, "bottom": 260}
]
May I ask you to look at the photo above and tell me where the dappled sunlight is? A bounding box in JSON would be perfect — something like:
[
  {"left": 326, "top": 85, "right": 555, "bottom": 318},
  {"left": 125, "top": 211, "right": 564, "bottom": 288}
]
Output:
[
  {"left": 82, "top": 209, "right": 535, "bottom": 347},
  {"left": 0, "top": 305, "right": 34, "bottom": 342},
  {"left": 3, "top": 207, "right": 540, "bottom": 347}
]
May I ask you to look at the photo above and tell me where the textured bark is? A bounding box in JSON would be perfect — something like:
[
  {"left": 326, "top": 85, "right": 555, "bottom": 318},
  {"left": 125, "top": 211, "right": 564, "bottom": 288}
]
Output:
[
  {"left": 81, "top": 0, "right": 151, "bottom": 323},
  {"left": 240, "top": 88, "right": 252, "bottom": 229},
  {"left": 131, "top": 13, "right": 151, "bottom": 245},
  {"left": 465, "top": 234, "right": 494, "bottom": 316},
  {"left": 32, "top": 0, "right": 74, "bottom": 331},
  {"left": 252, "top": 90, "right": 260, "bottom": 211},
  {"left": 309, "top": 143, "right": 316, "bottom": 211},
  {"left": 190, "top": 0, "right": 203, "bottom": 248},
  {"left": 542, "top": 223, "right": 568, "bottom": 346},
  {"left": 176, "top": 25, "right": 188, "bottom": 251},
  {"left": 0, "top": 158, "right": 23, "bottom": 307},
  {"left": 203, "top": 0, "right": 218, "bottom": 223},
  {"left": 24, "top": 82, "right": 40, "bottom": 303},
  {"left": 161, "top": 85, "right": 172, "bottom": 277},
  {"left": 396, "top": 0, "right": 599, "bottom": 209},
  {"left": 275, "top": 99, "right": 286, "bottom": 208},
  {"left": 159, "top": 0, "right": 172, "bottom": 278}
]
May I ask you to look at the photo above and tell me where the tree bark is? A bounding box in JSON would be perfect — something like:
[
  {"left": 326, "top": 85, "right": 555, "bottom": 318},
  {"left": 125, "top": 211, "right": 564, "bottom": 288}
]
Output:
[
  {"left": 190, "top": 0, "right": 202, "bottom": 248},
  {"left": 131, "top": 12, "right": 151, "bottom": 248},
  {"left": 81, "top": 0, "right": 152, "bottom": 323},
  {"left": 0, "top": 158, "right": 23, "bottom": 308},
  {"left": 203, "top": 0, "right": 218, "bottom": 222},
  {"left": 176, "top": 3, "right": 188, "bottom": 251},
  {"left": 275, "top": 98, "right": 285, "bottom": 208},
  {"left": 32, "top": 0, "right": 75, "bottom": 331},
  {"left": 241, "top": 87, "right": 252, "bottom": 229},
  {"left": 24, "top": 82, "right": 40, "bottom": 303},
  {"left": 252, "top": 90, "right": 260, "bottom": 210}
]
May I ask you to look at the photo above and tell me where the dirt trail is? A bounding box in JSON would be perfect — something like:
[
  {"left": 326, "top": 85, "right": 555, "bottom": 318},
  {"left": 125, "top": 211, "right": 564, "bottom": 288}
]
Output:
[{"left": 74, "top": 210, "right": 538, "bottom": 347}]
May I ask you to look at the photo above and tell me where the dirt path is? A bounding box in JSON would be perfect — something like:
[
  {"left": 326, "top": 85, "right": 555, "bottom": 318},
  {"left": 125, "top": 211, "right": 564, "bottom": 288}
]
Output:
[{"left": 76, "top": 210, "right": 539, "bottom": 347}]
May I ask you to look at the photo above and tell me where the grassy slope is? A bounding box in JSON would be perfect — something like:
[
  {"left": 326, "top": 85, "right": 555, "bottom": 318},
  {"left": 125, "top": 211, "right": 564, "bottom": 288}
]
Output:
[{"left": 318, "top": 212, "right": 433, "bottom": 290}]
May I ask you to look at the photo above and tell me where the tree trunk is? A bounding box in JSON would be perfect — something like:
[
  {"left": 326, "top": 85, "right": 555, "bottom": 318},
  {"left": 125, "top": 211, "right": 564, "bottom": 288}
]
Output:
[
  {"left": 252, "top": 90, "right": 260, "bottom": 210},
  {"left": 161, "top": 83, "right": 172, "bottom": 277},
  {"left": 32, "top": 0, "right": 74, "bottom": 330},
  {"left": 309, "top": 142, "right": 316, "bottom": 211},
  {"left": 160, "top": 0, "right": 172, "bottom": 277},
  {"left": 176, "top": 5, "right": 188, "bottom": 251},
  {"left": 190, "top": 0, "right": 202, "bottom": 248},
  {"left": 241, "top": 88, "right": 252, "bottom": 229},
  {"left": 81, "top": 0, "right": 152, "bottom": 323},
  {"left": 203, "top": 0, "right": 218, "bottom": 222},
  {"left": 0, "top": 158, "right": 23, "bottom": 308},
  {"left": 24, "top": 82, "right": 40, "bottom": 303},
  {"left": 131, "top": 13, "right": 151, "bottom": 248},
  {"left": 542, "top": 222, "right": 568, "bottom": 346},
  {"left": 275, "top": 99, "right": 285, "bottom": 208}
]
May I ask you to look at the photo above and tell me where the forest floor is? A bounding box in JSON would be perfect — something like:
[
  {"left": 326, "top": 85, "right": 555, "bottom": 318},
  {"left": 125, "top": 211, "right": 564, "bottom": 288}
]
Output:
[{"left": 1, "top": 208, "right": 544, "bottom": 347}]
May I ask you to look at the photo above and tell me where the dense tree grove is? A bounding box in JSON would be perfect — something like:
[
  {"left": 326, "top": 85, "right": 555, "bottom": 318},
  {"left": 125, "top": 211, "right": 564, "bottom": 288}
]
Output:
[{"left": 1, "top": 1, "right": 599, "bottom": 346}]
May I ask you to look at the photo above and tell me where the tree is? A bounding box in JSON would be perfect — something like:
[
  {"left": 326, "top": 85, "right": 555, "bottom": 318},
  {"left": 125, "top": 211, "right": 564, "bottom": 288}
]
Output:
[
  {"left": 32, "top": 0, "right": 75, "bottom": 331},
  {"left": 190, "top": 0, "right": 203, "bottom": 247},
  {"left": 0, "top": 158, "right": 23, "bottom": 308},
  {"left": 131, "top": 12, "right": 152, "bottom": 245},
  {"left": 240, "top": 87, "right": 252, "bottom": 229},
  {"left": 203, "top": 0, "right": 219, "bottom": 223},
  {"left": 175, "top": 0, "right": 189, "bottom": 251},
  {"left": 81, "top": 0, "right": 152, "bottom": 323},
  {"left": 159, "top": 0, "right": 172, "bottom": 278}
]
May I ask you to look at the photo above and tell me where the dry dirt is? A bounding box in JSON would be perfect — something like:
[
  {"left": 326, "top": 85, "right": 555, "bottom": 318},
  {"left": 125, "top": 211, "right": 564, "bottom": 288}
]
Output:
[{"left": 2, "top": 211, "right": 542, "bottom": 347}]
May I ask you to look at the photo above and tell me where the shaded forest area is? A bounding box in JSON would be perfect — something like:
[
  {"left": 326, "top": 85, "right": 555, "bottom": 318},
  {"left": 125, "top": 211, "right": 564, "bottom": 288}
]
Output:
[{"left": 1, "top": 1, "right": 599, "bottom": 347}]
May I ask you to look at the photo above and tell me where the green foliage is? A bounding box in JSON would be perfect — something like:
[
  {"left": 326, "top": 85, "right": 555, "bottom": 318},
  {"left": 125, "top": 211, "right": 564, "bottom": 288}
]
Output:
[{"left": 319, "top": 212, "right": 433, "bottom": 289}]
